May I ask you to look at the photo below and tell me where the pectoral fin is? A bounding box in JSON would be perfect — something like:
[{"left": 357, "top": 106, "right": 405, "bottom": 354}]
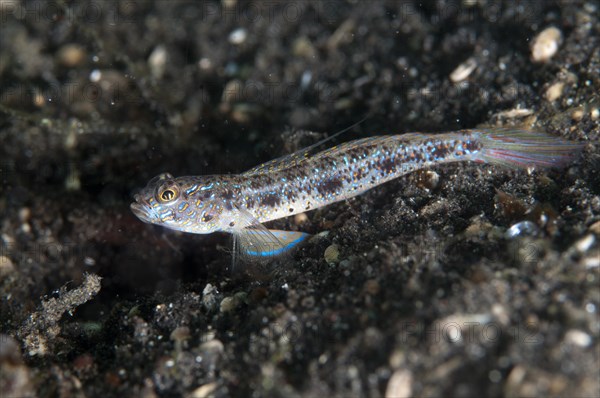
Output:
[
  {"left": 237, "top": 229, "right": 310, "bottom": 257},
  {"left": 229, "top": 206, "right": 310, "bottom": 265}
]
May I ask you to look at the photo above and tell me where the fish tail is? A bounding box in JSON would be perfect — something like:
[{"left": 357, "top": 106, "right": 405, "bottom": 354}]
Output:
[{"left": 474, "top": 128, "right": 584, "bottom": 169}]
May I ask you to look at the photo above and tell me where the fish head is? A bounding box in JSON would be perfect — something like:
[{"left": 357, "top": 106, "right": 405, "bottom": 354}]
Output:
[{"left": 131, "top": 173, "right": 221, "bottom": 234}]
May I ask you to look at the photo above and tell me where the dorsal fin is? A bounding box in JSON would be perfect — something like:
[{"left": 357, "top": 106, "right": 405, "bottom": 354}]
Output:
[{"left": 242, "top": 116, "right": 368, "bottom": 175}]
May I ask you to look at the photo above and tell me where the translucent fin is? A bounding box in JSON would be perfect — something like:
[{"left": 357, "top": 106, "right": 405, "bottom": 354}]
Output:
[
  {"left": 230, "top": 207, "right": 310, "bottom": 265},
  {"left": 236, "top": 229, "right": 310, "bottom": 257},
  {"left": 474, "top": 128, "right": 584, "bottom": 169},
  {"left": 243, "top": 117, "right": 367, "bottom": 175}
]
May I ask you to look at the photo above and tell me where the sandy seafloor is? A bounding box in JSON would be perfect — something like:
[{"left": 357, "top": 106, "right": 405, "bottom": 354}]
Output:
[{"left": 1, "top": 1, "right": 599, "bottom": 397}]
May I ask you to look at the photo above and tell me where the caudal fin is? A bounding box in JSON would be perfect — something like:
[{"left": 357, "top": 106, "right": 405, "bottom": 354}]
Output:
[{"left": 475, "top": 128, "right": 584, "bottom": 169}]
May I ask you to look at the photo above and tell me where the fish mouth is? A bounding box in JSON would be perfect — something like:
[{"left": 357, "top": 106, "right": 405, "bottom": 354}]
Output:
[{"left": 130, "top": 195, "right": 153, "bottom": 223}]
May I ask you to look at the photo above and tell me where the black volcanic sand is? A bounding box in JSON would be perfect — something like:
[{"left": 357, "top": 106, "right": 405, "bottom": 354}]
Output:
[{"left": 1, "top": 1, "right": 599, "bottom": 397}]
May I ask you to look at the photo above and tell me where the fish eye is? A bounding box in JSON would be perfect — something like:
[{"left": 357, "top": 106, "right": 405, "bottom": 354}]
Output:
[{"left": 157, "top": 185, "right": 179, "bottom": 203}]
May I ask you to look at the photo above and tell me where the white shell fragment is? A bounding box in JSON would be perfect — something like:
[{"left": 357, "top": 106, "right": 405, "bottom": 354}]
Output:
[
  {"left": 450, "top": 57, "right": 478, "bottom": 83},
  {"left": 385, "top": 369, "right": 413, "bottom": 398},
  {"left": 531, "top": 26, "right": 563, "bottom": 63},
  {"left": 148, "top": 45, "right": 167, "bottom": 79},
  {"left": 545, "top": 82, "right": 565, "bottom": 102},
  {"left": 228, "top": 28, "right": 248, "bottom": 45},
  {"left": 505, "top": 221, "right": 541, "bottom": 238},
  {"left": 564, "top": 329, "right": 592, "bottom": 348}
]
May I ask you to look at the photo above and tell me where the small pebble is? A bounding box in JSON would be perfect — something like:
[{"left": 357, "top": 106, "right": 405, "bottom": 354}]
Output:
[
  {"left": 32, "top": 90, "right": 45, "bottom": 107},
  {"left": 57, "top": 44, "right": 87, "bottom": 67},
  {"left": 199, "top": 339, "right": 224, "bottom": 355},
  {"left": 65, "top": 168, "right": 81, "bottom": 191},
  {"left": 292, "top": 36, "right": 317, "bottom": 59},
  {"left": 294, "top": 213, "right": 308, "bottom": 224},
  {"left": 140, "top": 379, "right": 158, "bottom": 398},
  {"left": 574, "top": 234, "right": 595, "bottom": 253},
  {"left": 496, "top": 108, "right": 534, "bottom": 119},
  {"left": 0, "top": 334, "right": 22, "bottom": 364},
  {"left": 20, "top": 223, "right": 31, "bottom": 234},
  {"left": 495, "top": 190, "right": 527, "bottom": 220},
  {"left": 564, "top": 329, "right": 592, "bottom": 347},
  {"left": 18, "top": 207, "right": 31, "bottom": 222},
  {"left": 201, "top": 283, "right": 220, "bottom": 312},
  {"left": 89, "top": 69, "right": 102, "bottom": 82},
  {"left": 148, "top": 45, "right": 167, "bottom": 79},
  {"left": 465, "top": 216, "right": 493, "bottom": 237},
  {"left": 339, "top": 259, "right": 351, "bottom": 268},
  {"left": 571, "top": 108, "right": 584, "bottom": 121},
  {"left": 449, "top": 57, "right": 477, "bottom": 83},
  {"left": 228, "top": 28, "right": 247, "bottom": 45},
  {"left": 385, "top": 369, "right": 413, "bottom": 398},
  {"left": 170, "top": 326, "right": 190, "bottom": 342},
  {"left": 198, "top": 57, "right": 212, "bottom": 71},
  {"left": 415, "top": 170, "right": 440, "bottom": 191},
  {"left": 0, "top": 256, "right": 15, "bottom": 278},
  {"left": 589, "top": 221, "right": 600, "bottom": 234},
  {"left": 220, "top": 296, "right": 240, "bottom": 313},
  {"left": 505, "top": 221, "right": 540, "bottom": 238},
  {"left": 583, "top": 256, "right": 600, "bottom": 269},
  {"left": 300, "top": 70, "right": 313, "bottom": 89},
  {"left": 489, "top": 369, "right": 502, "bottom": 383},
  {"left": 531, "top": 26, "right": 562, "bottom": 63},
  {"left": 545, "top": 82, "right": 564, "bottom": 102},
  {"left": 221, "top": 79, "right": 242, "bottom": 104},
  {"left": 491, "top": 304, "right": 510, "bottom": 326},
  {"left": 0, "top": 334, "right": 35, "bottom": 397},
  {"left": 324, "top": 244, "right": 340, "bottom": 264},
  {"left": 83, "top": 257, "right": 96, "bottom": 267},
  {"left": 190, "top": 382, "right": 218, "bottom": 398},
  {"left": 388, "top": 350, "right": 406, "bottom": 368}
]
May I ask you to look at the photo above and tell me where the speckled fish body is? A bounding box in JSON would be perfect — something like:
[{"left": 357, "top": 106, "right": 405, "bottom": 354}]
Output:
[
  {"left": 186, "top": 133, "right": 483, "bottom": 226},
  {"left": 131, "top": 128, "right": 583, "bottom": 258}
]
